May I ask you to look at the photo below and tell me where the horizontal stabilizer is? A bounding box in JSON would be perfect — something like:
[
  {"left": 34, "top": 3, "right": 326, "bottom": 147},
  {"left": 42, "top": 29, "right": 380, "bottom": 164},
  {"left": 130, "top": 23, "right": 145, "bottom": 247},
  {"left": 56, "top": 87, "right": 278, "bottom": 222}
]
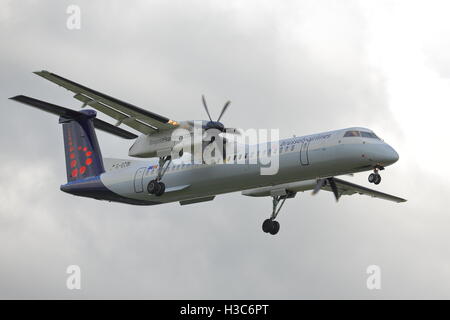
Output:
[{"left": 9, "top": 95, "right": 138, "bottom": 139}]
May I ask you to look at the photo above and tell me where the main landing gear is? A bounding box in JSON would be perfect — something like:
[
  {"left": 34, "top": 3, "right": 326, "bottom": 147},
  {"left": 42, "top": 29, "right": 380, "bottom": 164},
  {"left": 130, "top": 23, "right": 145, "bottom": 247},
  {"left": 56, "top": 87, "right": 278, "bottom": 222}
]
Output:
[
  {"left": 368, "top": 166, "right": 384, "bottom": 185},
  {"left": 147, "top": 156, "right": 171, "bottom": 197},
  {"left": 262, "top": 194, "right": 293, "bottom": 235}
]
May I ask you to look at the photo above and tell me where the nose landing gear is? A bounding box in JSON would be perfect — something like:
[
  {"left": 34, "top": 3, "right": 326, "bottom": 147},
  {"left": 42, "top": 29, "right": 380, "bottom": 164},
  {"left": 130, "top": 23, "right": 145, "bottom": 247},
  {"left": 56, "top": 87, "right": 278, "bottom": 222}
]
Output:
[{"left": 368, "top": 166, "right": 384, "bottom": 185}]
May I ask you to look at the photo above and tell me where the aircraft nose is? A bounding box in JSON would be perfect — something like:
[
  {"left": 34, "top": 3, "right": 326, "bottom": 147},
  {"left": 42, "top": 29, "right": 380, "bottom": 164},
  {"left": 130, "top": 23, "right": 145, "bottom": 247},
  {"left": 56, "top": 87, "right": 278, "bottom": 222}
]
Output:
[
  {"left": 380, "top": 144, "right": 399, "bottom": 165},
  {"left": 366, "top": 143, "right": 399, "bottom": 166}
]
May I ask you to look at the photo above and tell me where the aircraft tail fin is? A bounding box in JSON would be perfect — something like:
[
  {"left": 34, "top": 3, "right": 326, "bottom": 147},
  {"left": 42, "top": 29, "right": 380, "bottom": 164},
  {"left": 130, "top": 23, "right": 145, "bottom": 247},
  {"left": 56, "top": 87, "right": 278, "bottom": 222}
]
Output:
[
  {"left": 9, "top": 95, "right": 136, "bottom": 182},
  {"left": 60, "top": 110, "right": 105, "bottom": 182}
]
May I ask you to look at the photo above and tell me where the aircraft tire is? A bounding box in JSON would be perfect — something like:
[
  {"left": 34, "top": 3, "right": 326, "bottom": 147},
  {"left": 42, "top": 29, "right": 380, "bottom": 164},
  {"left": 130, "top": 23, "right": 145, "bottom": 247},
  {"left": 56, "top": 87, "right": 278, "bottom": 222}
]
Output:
[
  {"left": 155, "top": 182, "right": 165, "bottom": 196},
  {"left": 147, "top": 180, "right": 158, "bottom": 194},
  {"left": 262, "top": 219, "right": 273, "bottom": 233},
  {"left": 269, "top": 221, "right": 280, "bottom": 235},
  {"left": 374, "top": 174, "right": 381, "bottom": 185}
]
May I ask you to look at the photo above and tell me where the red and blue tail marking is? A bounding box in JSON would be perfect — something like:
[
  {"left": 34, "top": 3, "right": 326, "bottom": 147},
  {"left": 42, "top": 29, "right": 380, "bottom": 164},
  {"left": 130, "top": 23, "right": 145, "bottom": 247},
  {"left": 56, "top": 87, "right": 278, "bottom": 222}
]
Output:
[{"left": 61, "top": 109, "right": 105, "bottom": 182}]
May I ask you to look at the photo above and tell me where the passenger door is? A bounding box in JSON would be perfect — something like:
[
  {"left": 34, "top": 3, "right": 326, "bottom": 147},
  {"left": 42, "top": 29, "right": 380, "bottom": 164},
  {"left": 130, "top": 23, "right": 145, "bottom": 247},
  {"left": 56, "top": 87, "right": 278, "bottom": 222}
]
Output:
[
  {"left": 300, "top": 140, "right": 310, "bottom": 165},
  {"left": 134, "top": 167, "right": 146, "bottom": 193}
]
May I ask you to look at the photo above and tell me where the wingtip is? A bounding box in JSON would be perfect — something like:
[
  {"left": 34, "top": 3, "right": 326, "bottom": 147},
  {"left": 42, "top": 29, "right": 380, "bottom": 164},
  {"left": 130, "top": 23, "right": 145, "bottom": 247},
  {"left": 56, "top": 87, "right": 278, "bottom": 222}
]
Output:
[{"left": 33, "top": 70, "right": 49, "bottom": 76}]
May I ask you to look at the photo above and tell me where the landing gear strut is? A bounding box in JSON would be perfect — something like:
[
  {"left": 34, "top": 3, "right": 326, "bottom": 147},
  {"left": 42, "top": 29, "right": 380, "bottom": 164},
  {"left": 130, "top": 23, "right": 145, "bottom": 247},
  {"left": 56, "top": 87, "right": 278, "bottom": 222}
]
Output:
[
  {"left": 368, "top": 166, "right": 384, "bottom": 185},
  {"left": 147, "top": 156, "right": 171, "bottom": 196},
  {"left": 262, "top": 195, "right": 290, "bottom": 235}
]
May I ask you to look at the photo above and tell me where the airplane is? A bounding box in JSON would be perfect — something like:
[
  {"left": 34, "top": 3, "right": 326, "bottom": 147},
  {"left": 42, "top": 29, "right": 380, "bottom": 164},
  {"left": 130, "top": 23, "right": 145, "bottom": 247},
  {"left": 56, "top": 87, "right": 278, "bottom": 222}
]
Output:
[{"left": 9, "top": 71, "right": 406, "bottom": 235}]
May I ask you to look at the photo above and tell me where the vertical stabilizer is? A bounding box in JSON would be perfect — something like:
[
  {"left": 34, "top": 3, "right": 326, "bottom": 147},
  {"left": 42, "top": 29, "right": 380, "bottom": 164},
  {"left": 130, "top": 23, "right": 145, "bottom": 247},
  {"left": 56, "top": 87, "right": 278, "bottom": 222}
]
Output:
[{"left": 60, "top": 110, "right": 105, "bottom": 182}]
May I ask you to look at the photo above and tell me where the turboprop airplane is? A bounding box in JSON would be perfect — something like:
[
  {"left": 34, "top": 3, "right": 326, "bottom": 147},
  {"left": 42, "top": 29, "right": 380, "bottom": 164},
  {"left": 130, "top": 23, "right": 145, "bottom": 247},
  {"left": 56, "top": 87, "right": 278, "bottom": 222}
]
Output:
[{"left": 9, "top": 71, "right": 406, "bottom": 235}]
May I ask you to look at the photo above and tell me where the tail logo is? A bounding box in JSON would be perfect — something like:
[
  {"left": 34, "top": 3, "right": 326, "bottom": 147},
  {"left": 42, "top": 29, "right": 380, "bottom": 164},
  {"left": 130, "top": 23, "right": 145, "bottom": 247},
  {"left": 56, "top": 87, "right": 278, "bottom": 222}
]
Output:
[{"left": 67, "top": 130, "right": 94, "bottom": 178}]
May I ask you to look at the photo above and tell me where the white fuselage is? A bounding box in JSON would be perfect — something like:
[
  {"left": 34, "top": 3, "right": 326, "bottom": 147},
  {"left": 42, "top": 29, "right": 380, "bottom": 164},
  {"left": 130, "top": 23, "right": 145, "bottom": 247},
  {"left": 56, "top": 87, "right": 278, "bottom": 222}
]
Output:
[{"left": 97, "top": 127, "right": 399, "bottom": 205}]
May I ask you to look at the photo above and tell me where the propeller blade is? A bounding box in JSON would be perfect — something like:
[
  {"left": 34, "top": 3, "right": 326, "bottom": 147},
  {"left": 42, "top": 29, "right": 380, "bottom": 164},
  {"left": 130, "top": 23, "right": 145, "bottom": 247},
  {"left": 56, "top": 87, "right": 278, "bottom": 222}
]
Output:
[
  {"left": 217, "top": 100, "right": 231, "bottom": 122},
  {"left": 201, "top": 95, "right": 213, "bottom": 121},
  {"left": 327, "top": 177, "right": 340, "bottom": 202},
  {"left": 312, "top": 178, "right": 327, "bottom": 195},
  {"left": 312, "top": 177, "right": 340, "bottom": 201}
]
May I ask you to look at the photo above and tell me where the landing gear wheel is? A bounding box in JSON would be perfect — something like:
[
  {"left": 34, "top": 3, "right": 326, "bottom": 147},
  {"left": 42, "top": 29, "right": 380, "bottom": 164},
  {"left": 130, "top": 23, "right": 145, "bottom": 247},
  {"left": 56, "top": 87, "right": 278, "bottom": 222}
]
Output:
[
  {"left": 369, "top": 166, "right": 384, "bottom": 185},
  {"left": 155, "top": 182, "right": 165, "bottom": 196},
  {"left": 147, "top": 156, "right": 171, "bottom": 195},
  {"left": 262, "top": 219, "right": 273, "bottom": 233},
  {"left": 262, "top": 195, "right": 291, "bottom": 235},
  {"left": 374, "top": 174, "right": 381, "bottom": 185},
  {"left": 368, "top": 173, "right": 382, "bottom": 184},
  {"left": 147, "top": 180, "right": 158, "bottom": 194},
  {"left": 269, "top": 221, "right": 280, "bottom": 235}
]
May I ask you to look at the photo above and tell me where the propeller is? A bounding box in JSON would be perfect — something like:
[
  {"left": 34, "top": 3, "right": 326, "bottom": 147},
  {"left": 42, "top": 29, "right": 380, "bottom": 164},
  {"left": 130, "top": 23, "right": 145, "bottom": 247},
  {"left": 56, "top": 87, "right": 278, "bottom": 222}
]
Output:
[
  {"left": 312, "top": 177, "right": 340, "bottom": 202},
  {"left": 201, "top": 95, "right": 213, "bottom": 122},
  {"left": 201, "top": 95, "right": 239, "bottom": 134}
]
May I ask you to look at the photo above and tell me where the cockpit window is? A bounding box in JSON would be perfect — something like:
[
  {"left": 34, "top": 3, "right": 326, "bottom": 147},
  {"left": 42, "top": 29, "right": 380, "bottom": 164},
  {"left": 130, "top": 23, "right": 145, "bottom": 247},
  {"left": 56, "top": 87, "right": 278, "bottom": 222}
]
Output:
[
  {"left": 360, "top": 131, "right": 380, "bottom": 139},
  {"left": 344, "top": 130, "right": 360, "bottom": 137},
  {"left": 344, "top": 130, "right": 380, "bottom": 139}
]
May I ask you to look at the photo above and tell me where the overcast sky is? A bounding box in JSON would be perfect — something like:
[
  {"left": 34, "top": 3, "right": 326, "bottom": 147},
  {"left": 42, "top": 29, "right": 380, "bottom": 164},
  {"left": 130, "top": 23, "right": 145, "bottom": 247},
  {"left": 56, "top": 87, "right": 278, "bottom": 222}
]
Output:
[{"left": 1, "top": 0, "right": 450, "bottom": 299}]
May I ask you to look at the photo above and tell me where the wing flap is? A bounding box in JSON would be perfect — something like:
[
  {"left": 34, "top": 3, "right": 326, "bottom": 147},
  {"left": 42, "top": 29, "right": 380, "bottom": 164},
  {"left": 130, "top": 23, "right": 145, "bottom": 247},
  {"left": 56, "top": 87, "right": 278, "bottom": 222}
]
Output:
[{"left": 74, "top": 94, "right": 158, "bottom": 134}]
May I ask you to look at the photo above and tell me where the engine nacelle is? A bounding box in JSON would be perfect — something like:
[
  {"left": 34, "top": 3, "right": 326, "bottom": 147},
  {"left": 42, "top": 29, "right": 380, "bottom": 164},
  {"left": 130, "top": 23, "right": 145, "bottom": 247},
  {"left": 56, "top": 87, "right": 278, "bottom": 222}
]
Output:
[{"left": 128, "top": 127, "right": 227, "bottom": 160}]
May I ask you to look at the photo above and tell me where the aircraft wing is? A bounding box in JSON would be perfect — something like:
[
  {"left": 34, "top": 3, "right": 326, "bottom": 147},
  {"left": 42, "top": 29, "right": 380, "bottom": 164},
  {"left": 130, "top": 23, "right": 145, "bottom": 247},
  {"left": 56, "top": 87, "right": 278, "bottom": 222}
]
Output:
[
  {"left": 322, "top": 177, "right": 407, "bottom": 203},
  {"left": 242, "top": 177, "right": 406, "bottom": 203},
  {"left": 34, "top": 70, "right": 179, "bottom": 134}
]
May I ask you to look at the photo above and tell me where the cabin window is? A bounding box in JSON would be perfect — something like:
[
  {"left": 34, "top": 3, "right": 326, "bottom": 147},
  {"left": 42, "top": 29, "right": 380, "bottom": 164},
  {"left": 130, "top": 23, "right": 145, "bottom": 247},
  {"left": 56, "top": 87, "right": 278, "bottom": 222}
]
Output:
[{"left": 344, "top": 130, "right": 360, "bottom": 137}]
